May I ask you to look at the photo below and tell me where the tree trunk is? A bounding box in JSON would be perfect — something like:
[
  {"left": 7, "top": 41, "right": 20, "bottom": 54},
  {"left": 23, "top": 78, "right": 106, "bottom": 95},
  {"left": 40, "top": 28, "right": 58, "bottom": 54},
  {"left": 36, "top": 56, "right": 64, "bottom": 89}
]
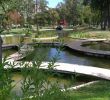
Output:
[
  {"left": 108, "top": 1, "right": 110, "bottom": 29},
  {"left": 103, "top": 17, "right": 107, "bottom": 30},
  {"left": 100, "top": 10, "right": 104, "bottom": 30},
  {"left": 104, "top": 9, "right": 107, "bottom": 30}
]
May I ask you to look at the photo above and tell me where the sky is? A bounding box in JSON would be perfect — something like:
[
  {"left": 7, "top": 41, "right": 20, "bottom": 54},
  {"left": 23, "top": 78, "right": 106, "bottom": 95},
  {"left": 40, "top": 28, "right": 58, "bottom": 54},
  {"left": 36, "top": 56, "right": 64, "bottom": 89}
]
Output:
[{"left": 47, "top": 0, "right": 63, "bottom": 8}]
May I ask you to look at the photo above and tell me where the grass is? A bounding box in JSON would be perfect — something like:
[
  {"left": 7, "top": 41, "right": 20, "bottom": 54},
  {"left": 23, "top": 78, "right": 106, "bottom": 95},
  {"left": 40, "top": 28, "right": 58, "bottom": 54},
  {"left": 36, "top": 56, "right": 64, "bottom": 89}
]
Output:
[
  {"left": 69, "top": 30, "right": 110, "bottom": 39},
  {"left": 35, "top": 30, "right": 72, "bottom": 38},
  {"left": 38, "top": 30, "right": 57, "bottom": 37},
  {"left": 2, "top": 28, "right": 57, "bottom": 38},
  {"left": 67, "top": 80, "right": 110, "bottom": 100},
  {"left": 1, "top": 27, "right": 110, "bottom": 39},
  {"left": 2, "top": 28, "right": 27, "bottom": 34},
  {"left": 2, "top": 28, "right": 73, "bottom": 37}
]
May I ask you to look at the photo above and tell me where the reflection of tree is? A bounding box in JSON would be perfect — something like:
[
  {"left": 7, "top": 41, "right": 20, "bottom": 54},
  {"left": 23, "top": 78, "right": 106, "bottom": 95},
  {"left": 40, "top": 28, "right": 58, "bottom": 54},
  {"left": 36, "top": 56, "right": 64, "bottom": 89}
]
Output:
[
  {"left": 49, "top": 8, "right": 60, "bottom": 28},
  {"left": 25, "top": 47, "right": 50, "bottom": 61},
  {"left": 86, "top": 57, "right": 110, "bottom": 68}
]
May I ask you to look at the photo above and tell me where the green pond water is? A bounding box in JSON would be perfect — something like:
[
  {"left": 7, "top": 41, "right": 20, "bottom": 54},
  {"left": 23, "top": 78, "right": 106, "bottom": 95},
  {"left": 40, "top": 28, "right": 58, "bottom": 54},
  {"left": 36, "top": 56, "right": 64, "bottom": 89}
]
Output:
[
  {"left": 11, "top": 72, "right": 75, "bottom": 97},
  {"left": 24, "top": 46, "right": 110, "bottom": 69},
  {"left": 11, "top": 72, "right": 97, "bottom": 97},
  {"left": 3, "top": 50, "right": 76, "bottom": 97},
  {"left": 3, "top": 49, "right": 17, "bottom": 57},
  {"left": 83, "top": 41, "right": 110, "bottom": 51}
]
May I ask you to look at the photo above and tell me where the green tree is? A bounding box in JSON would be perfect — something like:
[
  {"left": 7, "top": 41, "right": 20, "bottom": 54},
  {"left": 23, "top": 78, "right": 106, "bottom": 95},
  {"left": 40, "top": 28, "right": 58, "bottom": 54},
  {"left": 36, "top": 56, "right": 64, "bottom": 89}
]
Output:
[
  {"left": 64, "top": 0, "right": 78, "bottom": 25},
  {"left": 56, "top": 2, "right": 67, "bottom": 25},
  {"left": 39, "top": 0, "right": 48, "bottom": 12},
  {"left": 57, "top": 0, "right": 80, "bottom": 26},
  {"left": 84, "top": 0, "right": 110, "bottom": 30},
  {"left": 48, "top": 8, "right": 60, "bottom": 28}
]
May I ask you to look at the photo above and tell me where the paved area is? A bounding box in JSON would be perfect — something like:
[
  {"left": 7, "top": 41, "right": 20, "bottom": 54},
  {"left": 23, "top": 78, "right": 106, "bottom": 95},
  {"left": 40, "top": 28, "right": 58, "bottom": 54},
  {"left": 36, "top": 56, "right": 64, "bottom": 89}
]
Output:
[
  {"left": 39, "top": 29, "right": 73, "bottom": 31},
  {"left": 4, "top": 59, "right": 110, "bottom": 80},
  {"left": 32, "top": 36, "right": 58, "bottom": 41},
  {"left": 7, "top": 52, "right": 24, "bottom": 61}
]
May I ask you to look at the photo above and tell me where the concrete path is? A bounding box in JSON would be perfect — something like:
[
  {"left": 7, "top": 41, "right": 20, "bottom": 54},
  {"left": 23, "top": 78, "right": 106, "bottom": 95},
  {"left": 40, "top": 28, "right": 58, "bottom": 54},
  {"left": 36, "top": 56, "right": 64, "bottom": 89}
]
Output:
[
  {"left": 39, "top": 29, "right": 73, "bottom": 31},
  {"left": 41, "top": 62, "right": 110, "bottom": 80},
  {"left": 32, "top": 36, "right": 58, "bottom": 41},
  {"left": 7, "top": 52, "right": 24, "bottom": 61},
  {"left": 61, "top": 81, "right": 99, "bottom": 91},
  {"left": 4, "top": 60, "right": 110, "bottom": 80}
]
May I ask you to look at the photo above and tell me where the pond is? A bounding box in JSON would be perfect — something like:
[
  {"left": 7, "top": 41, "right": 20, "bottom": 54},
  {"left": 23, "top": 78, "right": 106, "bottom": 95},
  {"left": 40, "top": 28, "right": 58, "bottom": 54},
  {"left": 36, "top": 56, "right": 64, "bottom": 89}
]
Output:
[
  {"left": 82, "top": 41, "right": 110, "bottom": 51},
  {"left": 11, "top": 72, "right": 97, "bottom": 97},
  {"left": 11, "top": 72, "right": 74, "bottom": 96},
  {"left": 3, "top": 47, "right": 102, "bottom": 97},
  {"left": 3, "top": 46, "right": 110, "bottom": 69},
  {"left": 3, "top": 49, "right": 17, "bottom": 58},
  {"left": 24, "top": 46, "right": 110, "bottom": 68},
  {"left": 2, "top": 36, "right": 110, "bottom": 97}
]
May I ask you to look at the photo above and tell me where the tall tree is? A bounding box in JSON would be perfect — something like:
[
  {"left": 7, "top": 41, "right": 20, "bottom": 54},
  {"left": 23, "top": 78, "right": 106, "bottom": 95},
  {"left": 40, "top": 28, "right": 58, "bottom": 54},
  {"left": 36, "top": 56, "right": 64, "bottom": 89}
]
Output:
[
  {"left": 64, "top": 0, "right": 79, "bottom": 25},
  {"left": 57, "top": 0, "right": 80, "bottom": 26},
  {"left": 39, "top": 0, "right": 48, "bottom": 12},
  {"left": 84, "top": 0, "right": 110, "bottom": 30},
  {"left": 0, "top": 0, "right": 35, "bottom": 26}
]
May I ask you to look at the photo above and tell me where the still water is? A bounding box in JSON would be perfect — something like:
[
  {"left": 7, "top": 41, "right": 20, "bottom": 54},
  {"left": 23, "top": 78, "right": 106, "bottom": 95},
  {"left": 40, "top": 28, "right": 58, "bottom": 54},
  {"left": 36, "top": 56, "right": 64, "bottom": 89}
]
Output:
[
  {"left": 3, "top": 47, "right": 110, "bottom": 68},
  {"left": 24, "top": 46, "right": 110, "bottom": 68},
  {"left": 83, "top": 41, "right": 110, "bottom": 51},
  {"left": 11, "top": 72, "right": 74, "bottom": 97},
  {"left": 3, "top": 49, "right": 17, "bottom": 57},
  {"left": 2, "top": 35, "right": 110, "bottom": 68},
  {"left": 3, "top": 50, "right": 75, "bottom": 96},
  {"left": 3, "top": 42, "right": 110, "bottom": 97}
]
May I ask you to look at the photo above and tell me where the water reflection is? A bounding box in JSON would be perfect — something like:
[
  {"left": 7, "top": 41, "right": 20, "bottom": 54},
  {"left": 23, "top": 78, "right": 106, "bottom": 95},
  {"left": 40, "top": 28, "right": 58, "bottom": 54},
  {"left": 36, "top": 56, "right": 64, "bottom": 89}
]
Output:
[
  {"left": 83, "top": 41, "right": 110, "bottom": 51},
  {"left": 24, "top": 47, "right": 110, "bottom": 68},
  {"left": 3, "top": 49, "right": 17, "bottom": 58},
  {"left": 11, "top": 72, "right": 73, "bottom": 96}
]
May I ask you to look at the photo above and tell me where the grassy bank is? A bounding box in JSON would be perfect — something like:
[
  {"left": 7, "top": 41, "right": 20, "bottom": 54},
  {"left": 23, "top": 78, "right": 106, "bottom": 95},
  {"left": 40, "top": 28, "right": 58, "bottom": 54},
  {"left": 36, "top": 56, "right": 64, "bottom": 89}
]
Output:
[
  {"left": 67, "top": 80, "right": 110, "bottom": 100},
  {"left": 69, "top": 31, "right": 110, "bottom": 39}
]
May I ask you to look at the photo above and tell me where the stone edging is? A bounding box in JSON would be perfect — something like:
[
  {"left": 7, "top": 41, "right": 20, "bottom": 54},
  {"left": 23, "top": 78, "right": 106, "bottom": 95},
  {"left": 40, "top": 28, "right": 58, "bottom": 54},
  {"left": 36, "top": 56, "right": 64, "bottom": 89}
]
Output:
[
  {"left": 32, "top": 36, "right": 58, "bottom": 41},
  {"left": 61, "top": 81, "right": 99, "bottom": 91}
]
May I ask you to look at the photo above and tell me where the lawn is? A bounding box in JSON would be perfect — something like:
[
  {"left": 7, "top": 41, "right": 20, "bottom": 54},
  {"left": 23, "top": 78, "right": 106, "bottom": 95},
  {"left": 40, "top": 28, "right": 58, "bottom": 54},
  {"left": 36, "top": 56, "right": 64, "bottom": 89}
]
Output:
[
  {"left": 2, "top": 28, "right": 27, "bottom": 34},
  {"left": 67, "top": 80, "right": 110, "bottom": 100},
  {"left": 3, "top": 28, "right": 110, "bottom": 39},
  {"left": 2, "top": 28, "right": 57, "bottom": 37},
  {"left": 69, "top": 30, "right": 110, "bottom": 39},
  {"left": 2, "top": 28, "right": 73, "bottom": 37},
  {"left": 37, "top": 30, "right": 57, "bottom": 37}
]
